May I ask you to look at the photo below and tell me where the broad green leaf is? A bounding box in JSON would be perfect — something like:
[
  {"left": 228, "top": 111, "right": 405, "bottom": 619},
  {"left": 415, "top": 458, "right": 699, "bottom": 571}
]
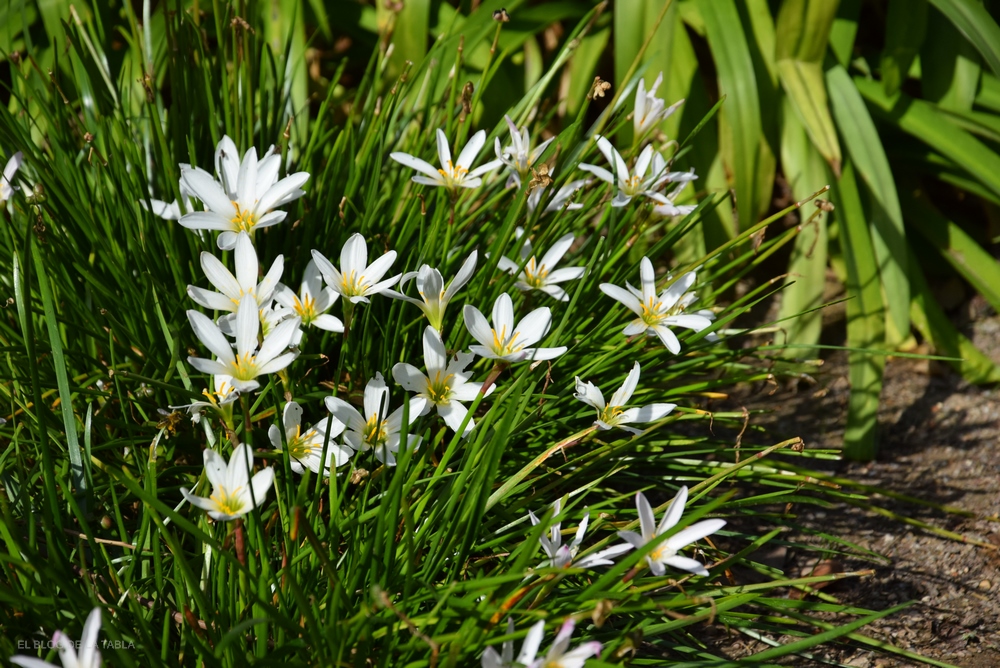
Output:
[
  {"left": 380, "top": 0, "right": 430, "bottom": 81},
  {"left": 921, "top": 7, "right": 981, "bottom": 112},
  {"left": 701, "top": 0, "right": 762, "bottom": 231},
  {"left": 778, "top": 96, "right": 830, "bottom": 351},
  {"left": 777, "top": 59, "right": 842, "bottom": 170},
  {"left": 614, "top": 0, "right": 675, "bottom": 144},
  {"left": 880, "top": 0, "right": 927, "bottom": 96},
  {"left": 908, "top": 248, "right": 1000, "bottom": 384},
  {"left": 743, "top": 0, "right": 779, "bottom": 222},
  {"left": 903, "top": 193, "right": 1000, "bottom": 315},
  {"left": 827, "top": 66, "right": 909, "bottom": 343},
  {"left": 829, "top": 0, "right": 861, "bottom": 68},
  {"left": 928, "top": 0, "right": 1000, "bottom": 79},
  {"left": 775, "top": 0, "right": 841, "bottom": 62},
  {"left": 856, "top": 77, "right": 1000, "bottom": 201},
  {"left": 834, "top": 160, "right": 885, "bottom": 461}
]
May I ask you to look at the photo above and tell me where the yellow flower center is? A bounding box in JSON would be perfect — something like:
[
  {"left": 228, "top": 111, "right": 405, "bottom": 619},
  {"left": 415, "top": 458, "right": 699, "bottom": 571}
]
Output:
[
  {"left": 293, "top": 293, "right": 317, "bottom": 323},
  {"left": 490, "top": 325, "right": 523, "bottom": 357},
  {"left": 522, "top": 257, "right": 549, "bottom": 289},
  {"left": 286, "top": 425, "right": 313, "bottom": 460},
  {"left": 622, "top": 174, "right": 642, "bottom": 196},
  {"left": 425, "top": 371, "right": 455, "bottom": 405},
  {"left": 640, "top": 296, "right": 666, "bottom": 327},
  {"left": 363, "top": 413, "right": 389, "bottom": 448},
  {"left": 202, "top": 379, "right": 235, "bottom": 406},
  {"left": 209, "top": 485, "right": 246, "bottom": 516},
  {"left": 230, "top": 201, "right": 257, "bottom": 233},
  {"left": 340, "top": 269, "right": 370, "bottom": 298},
  {"left": 437, "top": 160, "right": 469, "bottom": 188},
  {"left": 598, "top": 405, "right": 624, "bottom": 424},
  {"left": 231, "top": 352, "right": 259, "bottom": 381}
]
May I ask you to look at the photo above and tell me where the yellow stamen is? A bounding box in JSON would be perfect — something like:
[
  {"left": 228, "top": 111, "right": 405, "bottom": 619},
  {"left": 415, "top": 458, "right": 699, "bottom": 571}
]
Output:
[
  {"left": 230, "top": 201, "right": 257, "bottom": 233},
  {"left": 209, "top": 485, "right": 246, "bottom": 516}
]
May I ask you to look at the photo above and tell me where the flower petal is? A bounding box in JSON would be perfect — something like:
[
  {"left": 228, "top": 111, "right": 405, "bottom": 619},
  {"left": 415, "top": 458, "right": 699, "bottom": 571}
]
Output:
[
  {"left": 390, "top": 152, "right": 441, "bottom": 178},
  {"left": 599, "top": 283, "right": 643, "bottom": 316},
  {"left": 608, "top": 362, "right": 640, "bottom": 408}
]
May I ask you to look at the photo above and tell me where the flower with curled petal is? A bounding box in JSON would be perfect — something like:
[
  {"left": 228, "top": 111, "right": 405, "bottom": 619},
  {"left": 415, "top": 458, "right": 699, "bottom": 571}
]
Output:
[
  {"left": 615, "top": 487, "right": 726, "bottom": 576},
  {"left": 390, "top": 129, "right": 502, "bottom": 194},
  {"left": 574, "top": 362, "right": 676, "bottom": 434},
  {"left": 179, "top": 135, "right": 309, "bottom": 250},
  {"left": 187, "top": 294, "right": 300, "bottom": 393},
  {"left": 530, "top": 619, "right": 601, "bottom": 668},
  {"left": 498, "top": 231, "right": 585, "bottom": 302},
  {"left": 325, "top": 372, "right": 426, "bottom": 466},
  {"left": 526, "top": 173, "right": 589, "bottom": 215},
  {"left": 1, "top": 151, "right": 23, "bottom": 204},
  {"left": 528, "top": 499, "right": 632, "bottom": 569},
  {"left": 392, "top": 326, "right": 493, "bottom": 435},
  {"left": 180, "top": 444, "right": 274, "bottom": 521},
  {"left": 599, "top": 258, "right": 714, "bottom": 354},
  {"left": 187, "top": 231, "right": 282, "bottom": 313},
  {"left": 579, "top": 136, "right": 696, "bottom": 207},
  {"left": 463, "top": 293, "right": 566, "bottom": 363},
  {"left": 311, "top": 233, "right": 400, "bottom": 304},
  {"left": 273, "top": 259, "right": 344, "bottom": 333},
  {"left": 494, "top": 115, "right": 555, "bottom": 188},
  {"left": 268, "top": 401, "right": 352, "bottom": 476},
  {"left": 481, "top": 618, "right": 543, "bottom": 668},
  {"left": 10, "top": 607, "right": 104, "bottom": 668},
  {"left": 384, "top": 251, "right": 477, "bottom": 331},
  {"left": 633, "top": 72, "right": 684, "bottom": 137}
]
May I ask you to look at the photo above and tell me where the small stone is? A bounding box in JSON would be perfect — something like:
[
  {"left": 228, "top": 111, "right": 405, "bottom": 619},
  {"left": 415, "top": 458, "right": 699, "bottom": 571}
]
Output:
[{"left": 979, "top": 579, "right": 991, "bottom": 590}]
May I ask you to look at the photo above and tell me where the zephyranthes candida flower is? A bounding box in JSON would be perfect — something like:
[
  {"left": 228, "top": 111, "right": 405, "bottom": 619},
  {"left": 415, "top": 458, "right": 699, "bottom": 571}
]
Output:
[
  {"left": 616, "top": 487, "right": 725, "bottom": 576},
  {"left": 599, "top": 258, "right": 714, "bottom": 354},
  {"left": 181, "top": 444, "right": 275, "bottom": 521},
  {"left": 1, "top": 151, "right": 23, "bottom": 204},
  {"left": 273, "top": 259, "right": 344, "bottom": 333},
  {"left": 10, "top": 606, "right": 103, "bottom": 668},
  {"left": 574, "top": 362, "right": 677, "bottom": 434},
  {"left": 494, "top": 114, "right": 555, "bottom": 188},
  {"left": 390, "top": 129, "right": 502, "bottom": 193},
  {"left": 498, "top": 231, "right": 585, "bottom": 302},
  {"left": 579, "top": 137, "right": 696, "bottom": 207},
  {"left": 463, "top": 293, "right": 567, "bottom": 363},
  {"left": 633, "top": 72, "right": 683, "bottom": 137},
  {"left": 384, "top": 251, "right": 477, "bottom": 331},
  {"left": 187, "top": 231, "right": 282, "bottom": 313},
  {"left": 311, "top": 233, "right": 400, "bottom": 304},
  {"left": 268, "top": 401, "right": 352, "bottom": 476},
  {"left": 528, "top": 499, "right": 631, "bottom": 569}
]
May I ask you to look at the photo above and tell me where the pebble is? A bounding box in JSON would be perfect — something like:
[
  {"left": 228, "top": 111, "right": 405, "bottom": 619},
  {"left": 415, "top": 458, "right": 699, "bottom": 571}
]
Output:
[{"left": 979, "top": 579, "right": 991, "bottom": 590}]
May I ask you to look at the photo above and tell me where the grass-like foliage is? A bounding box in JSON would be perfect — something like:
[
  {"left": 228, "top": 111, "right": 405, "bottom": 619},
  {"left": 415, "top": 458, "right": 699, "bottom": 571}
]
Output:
[{"left": 0, "top": 2, "right": 931, "bottom": 666}]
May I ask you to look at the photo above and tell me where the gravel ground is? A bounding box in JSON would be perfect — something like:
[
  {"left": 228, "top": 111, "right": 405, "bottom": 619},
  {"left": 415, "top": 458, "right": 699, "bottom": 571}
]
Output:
[{"left": 703, "top": 314, "right": 1000, "bottom": 667}]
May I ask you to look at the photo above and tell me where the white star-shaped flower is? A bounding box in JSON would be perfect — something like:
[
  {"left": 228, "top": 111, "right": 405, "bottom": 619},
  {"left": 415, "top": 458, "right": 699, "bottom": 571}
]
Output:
[
  {"left": 463, "top": 293, "right": 567, "bottom": 363},
  {"left": 579, "top": 136, "right": 696, "bottom": 207},
  {"left": 187, "top": 231, "right": 283, "bottom": 313},
  {"left": 10, "top": 606, "right": 103, "bottom": 668},
  {"left": 1, "top": 151, "right": 23, "bottom": 204},
  {"left": 574, "top": 362, "right": 676, "bottom": 434},
  {"left": 384, "top": 251, "right": 477, "bottom": 331},
  {"left": 633, "top": 72, "right": 684, "bottom": 137},
  {"left": 528, "top": 499, "right": 631, "bottom": 569},
  {"left": 390, "top": 129, "right": 502, "bottom": 193},
  {"left": 481, "top": 618, "right": 543, "bottom": 668},
  {"left": 494, "top": 115, "right": 555, "bottom": 188},
  {"left": 181, "top": 444, "right": 275, "bottom": 521},
  {"left": 325, "top": 372, "right": 426, "bottom": 466},
  {"left": 169, "top": 374, "right": 238, "bottom": 424},
  {"left": 179, "top": 135, "right": 309, "bottom": 250},
  {"left": 599, "top": 258, "right": 714, "bottom": 354},
  {"left": 392, "top": 326, "right": 493, "bottom": 435},
  {"left": 187, "top": 294, "right": 301, "bottom": 392},
  {"left": 616, "top": 487, "right": 726, "bottom": 576},
  {"left": 311, "top": 233, "right": 401, "bottom": 304},
  {"left": 273, "top": 259, "right": 344, "bottom": 333},
  {"left": 268, "top": 401, "right": 352, "bottom": 476},
  {"left": 526, "top": 173, "right": 589, "bottom": 214},
  {"left": 498, "top": 231, "right": 585, "bottom": 302}
]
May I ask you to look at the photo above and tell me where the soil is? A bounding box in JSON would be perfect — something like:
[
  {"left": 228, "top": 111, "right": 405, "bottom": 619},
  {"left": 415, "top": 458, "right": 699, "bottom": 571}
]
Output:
[{"left": 705, "top": 310, "right": 1000, "bottom": 667}]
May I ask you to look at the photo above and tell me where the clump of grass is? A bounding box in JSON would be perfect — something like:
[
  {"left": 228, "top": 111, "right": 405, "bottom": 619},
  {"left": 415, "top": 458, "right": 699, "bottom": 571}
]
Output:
[{"left": 0, "top": 2, "right": 943, "bottom": 667}]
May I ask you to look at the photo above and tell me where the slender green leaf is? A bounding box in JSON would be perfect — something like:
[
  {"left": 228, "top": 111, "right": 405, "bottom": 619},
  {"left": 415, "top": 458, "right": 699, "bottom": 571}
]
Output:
[
  {"left": 928, "top": 0, "right": 1000, "bottom": 78},
  {"left": 881, "top": 0, "right": 927, "bottom": 96},
  {"left": 921, "top": 7, "right": 981, "bottom": 112}
]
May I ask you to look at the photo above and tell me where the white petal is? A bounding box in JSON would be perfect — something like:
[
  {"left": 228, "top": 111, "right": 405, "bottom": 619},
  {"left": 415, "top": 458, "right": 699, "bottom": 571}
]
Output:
[
  {"left": 181, "top": 168, "right": 236, "bottom": 217},
  {"left": 661, "top": 555, "right": 710, "bottom": 576},
  {"left": 390, "top": 152, "right": 441, "bottom": 178},
  {"left": 636, "top": 491, "right": 656, "bottom": 542},
  {"left": 577, "top": 162, "right": 615, "bottom": 184},
  {"left": 510, "top": 307, "right": 551, "bottom": 348},
  {"left": 234, "top": 294, "right": 260, "bottom": 359},
  {"left": 203, "top": 447, "right": 229, "bottom": 488},
  {"left": 667, "top": 518, "right": 726, "bottom": 551},
  {"left": 599, "top": 283, "right": 643, "bottom": 316},
  {"left": 444, "top": 251, "right": 477, "bottom": 300},
  {"left": 187, "top": 310, "right": 235, "bottom": 363},
  {"left": 455, "top": 130, "right": 486, "bottom": 170},
  {"left": 608, "top": 362, "right": 640, "bottom": 407},
  {"left": 658, "top": 486, "right": 688, "bottom": 534},
  {"left": 651, "top": 325, "right": 681, "bottom": 354},
  {"left": 463, "top": 305, "right": 494, "bottom": 347},
  {"left": 435, "top": 128, "right": 452, "bottom": 167},
  {"left": 438, "top": 401, "right": 472, "bottom": 435},
  {"left": 179, "top": 211, "right": 233, "bottom": 231},
  {"left": 341, "top": 233, "right": 368, "bottom": 277},
  {"left": 573, "top": 377, "right": 606, "bottom": 409}
]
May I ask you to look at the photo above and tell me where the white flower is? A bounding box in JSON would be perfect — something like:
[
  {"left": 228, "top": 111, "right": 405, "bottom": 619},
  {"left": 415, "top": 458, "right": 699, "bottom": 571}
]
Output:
[
  {"left": 181, "top": 444, "right": 275, "bottom": 521},
  {"left": 325, "top": 372, "right": 426, "bottom": 466},
  {"left": 633, "top": 72, "right": 684, "bottom": 137},
  {"left": 141, "top": 167, "right": 195, "bottom": 220},
  {"left": 384, "top": 251, "right": 477, "bottom": 331},
  {"left": 498, "top": 231, "right": 585, "bottom": 302},
  {"left": 170, "top": 374, "right": 238, "bottom": 424},
  {"left": 482, "top": 618, "right": 543, "bottom": 668},
  {"left": 311, "top": 233, "right": 401, "bottom": 304},
  {"left": 187, "top": 294, "right": 301, "bottom": 392},
  {"left": 579, "top": 136, "right": 696, "bottom": 207},
  {"left": 528, "top": 499, "right": 631, "bottom": 569},
  {"left": 648, "top": 190, "right": 696, "bottom": 218},
  {"left": 273, "top": 259, "right": 344, "bottom": 332},
  {"left": 392, "top": 326, "right": 493, "bottom": 435},
  {"left": 463, "top": 293, "right": 567, "bottom": 363},
  {"left": 10, "top": 606, "right": 103, "bottom": 668},
  {"left": 1, "top": 151, "right": 23, "bottom": 203},
  {"left": 616, "top": 487, "right": 726, "bottom": 577},
  {"left": 599, "top": 258, "right": 714, "bottom": 354},
  {"left": 529, "top": 620, "right": 601, "bottom": 668},
  {"left": 494, "top": 115, "right": 555, "bottom": 188},
  {"left": 526, "top": 174, "right": 589, "bottom": 214},
  {"left": 573, "top": 362, "right": 676, "bottom": 435},
  {"left": 187, "top": 231, "right": 283, "bottom": 313},
  {"left": 179, "top": 135, "right": 309, "bottom": 250},
  {"left": 390, "top": 129, "right": 502, "bottom": 192},
  {"left": 268, "top": 401, "right": 352, "bottom": 476}
]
